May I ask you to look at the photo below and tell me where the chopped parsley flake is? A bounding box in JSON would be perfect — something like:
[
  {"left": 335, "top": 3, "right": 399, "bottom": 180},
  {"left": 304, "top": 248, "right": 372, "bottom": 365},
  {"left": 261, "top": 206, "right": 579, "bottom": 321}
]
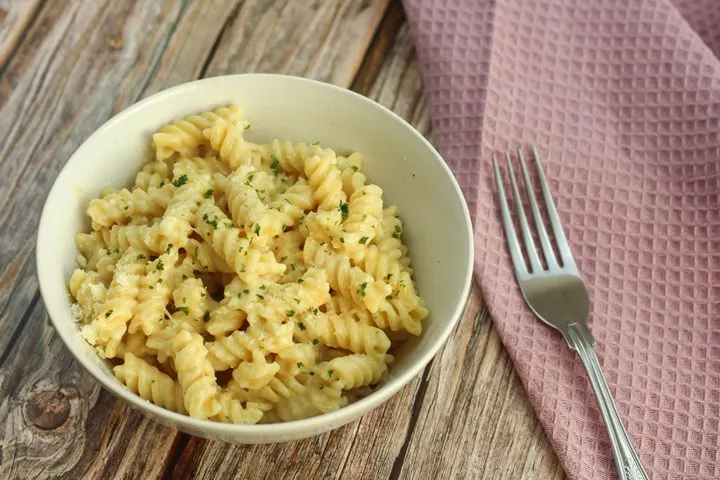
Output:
[
  {"left": 339, "top": 201, "right": 349, "bottom": 221},
  {"left": 358, "top": 282, "right": 368, "bottom": 297},
  {"left": 327, "top": 369, "right": 334, "bottom": 377},
  {"left": 297, "top": 278, "right": 304, "bottom": 284},
  {"left": 270, "top": 155, "right": 281, "bottom": 175},
  {"left": 385, "top": 273, "right": 393, "bottom": 281},
  {"left": 340, "top": 237, "right": 345, "bottom": 244},
  {"left": 254, "top": 224, "right": 260, "bottom": 236},
  {"left": 359, "top": 236, "right": 369, "bottom": 245},
  {"left": 156, "top": 261, "right": 164, "bottom": 271},
  {"left": 203, "top": 311, "right": 210, "bottom": 322},
  {"left": 293, "top": 298, "right": 300, "bottom": 305},
  {"left": 172, "top": 174, "right": 188, "bottom": 187},
  {"left": 297, "top": 321, "right": 305, "bottom": 330},
  {"left": 176, "top": 305, "right": 189, "bottom": 315},
  {"left": 257, "top": 294, "right": 265, "bottom": 300},
  {"left": 182, "top": 274, "right": 188, "bottom": 280},
  {"left": 312, "top": 338, "right": 319, "bottom": 345},
  {"left": 245, "top": 173, "right": 254, "bottom": 186},
  {"left": 351, "top": 165, "right": 359, "bottom": 172},
  {"left": 202, "top": 213, "right": 219, "bottom": 228},
  {"left": 204, "top": 189, "right": 214, "bottom": 199},
  {"left": 136, "top": 254, "right": 145, "bottom": 260},
  {"left": 393, "top": 224, "right": 401, "bottom": 238},
  {"left": 286, "top": 310, "right": 295, "bottom": 317},
  {"left": 104, "top": 310, "right": 113, "bottom": 318},
  {"left": 159, "top": 180, "right": 165, "bottom": 187},
  {"left": 165, "top": 244, "right": 173, "bottom": 254},
  {"left": 312, "top": 308, "right": 319, "bottom": 316},
  {"left": 297, "top": 362, "right": 304, "bottom": 368}
]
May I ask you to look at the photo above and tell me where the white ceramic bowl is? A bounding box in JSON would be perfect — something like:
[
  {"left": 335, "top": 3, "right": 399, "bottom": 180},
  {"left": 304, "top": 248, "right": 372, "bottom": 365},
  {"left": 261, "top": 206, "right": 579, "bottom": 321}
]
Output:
[{"left": 36, "top": 74, "right": 474, "bottom": 443}]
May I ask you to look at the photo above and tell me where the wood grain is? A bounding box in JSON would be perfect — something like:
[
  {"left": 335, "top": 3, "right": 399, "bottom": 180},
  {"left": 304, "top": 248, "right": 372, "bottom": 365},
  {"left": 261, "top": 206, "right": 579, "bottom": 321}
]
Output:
[
  {"left": 0, "top": 0, "right": 44, "bottom": 71},
  {"left": 0, "top": 1, "right": 565, "bottom": 479}
]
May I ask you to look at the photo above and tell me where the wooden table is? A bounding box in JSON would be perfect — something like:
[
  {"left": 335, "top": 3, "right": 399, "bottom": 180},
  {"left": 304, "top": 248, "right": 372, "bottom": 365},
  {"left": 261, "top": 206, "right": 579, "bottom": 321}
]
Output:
[{"left": 0, "top": 1, "right": 566, "bottom": 478}]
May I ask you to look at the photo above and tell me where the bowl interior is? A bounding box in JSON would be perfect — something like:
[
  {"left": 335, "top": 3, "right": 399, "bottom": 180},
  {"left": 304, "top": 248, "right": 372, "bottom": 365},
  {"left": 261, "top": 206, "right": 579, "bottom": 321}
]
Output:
[{"left": 37, "top": 74, "right": 473, "bottom": 438}]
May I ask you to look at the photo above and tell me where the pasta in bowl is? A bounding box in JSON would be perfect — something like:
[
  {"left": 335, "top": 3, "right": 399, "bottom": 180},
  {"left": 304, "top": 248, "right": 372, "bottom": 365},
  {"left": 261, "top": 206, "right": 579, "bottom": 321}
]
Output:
[{"left": 37, "top": 74, "right": 473, "bottom": 443}]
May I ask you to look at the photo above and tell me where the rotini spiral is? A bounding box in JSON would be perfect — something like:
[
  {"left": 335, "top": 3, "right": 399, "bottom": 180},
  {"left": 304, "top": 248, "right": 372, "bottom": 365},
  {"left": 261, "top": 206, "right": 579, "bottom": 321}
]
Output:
[
  {"left": 268, "top": 178, "right": 314, "bottom": 228},
  {"left": 205, "top": 330, "right": 259, "bottom": 371},
  {"left": 337, "top": 152, "right": 366, "bottom": 198},
  {"left": 83, "top": 249, "right": 147, "bottom": 358},
  {"left": 69, "top": 269, "right": 107, "bottom": 323},
  {"left": 114, "top": 353, "right": 187, "bottom": 414},
  {"left": 129, "top": 249, "right": 180, "bottom": 336},
  {"left": 260, "top": 139, "right": 323, "bottom": 176},
  {"left": 205, "top": 301, "right": 247, "bottom": 337},
  {"left": 303, "top": 238, "right": 391, "bottom": 312},
  {"left": 370, "top": 293, "right": 426, "bottom": 336},
  {"left": 204, "top": 117, "right": 260, "bottom": 170},
  {"left": 232, "top": 351, "right": 281, "bottom": 390},
  {"left": 304, "top": 150, "right": 346, "bottom": 211},
  {"left": 100, "top": 223, "right": 162, "bottom": 254},
  {"left": 184, "top": 238, "right": 233, "bottom": 274},
  {"left": 87, "top": 184, "right": 174, "bottom": 230},
  {"left": 294, "top": 311, "right": 390, "bottom": 355},
  {"left": 228, "top": 374, "right": 307, "bottom": 404},
  {"left": 152, "top": 105, "right": 245, "bottom": 161},
  {"left": 196, "top": 202, "right": 285, "bottom": 283},
  {"left": 212, "top": 392, "right": 263, "bottom": 424},
  {"left": 224, "top": 165, "right": 284, "bottom": 242},
  {"left": 320, "top": 353, "right": 388, "bottom": 390},
  {"left": 172, "top": 329, "right": 221, "bottom": 419},
  {"left": 134, "top": 161, "right": 170, "bottom": 189}
]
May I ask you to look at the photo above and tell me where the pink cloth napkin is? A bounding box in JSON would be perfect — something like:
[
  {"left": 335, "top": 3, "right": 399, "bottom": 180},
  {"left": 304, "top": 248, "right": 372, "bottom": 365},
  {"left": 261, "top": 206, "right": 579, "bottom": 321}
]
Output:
[{"left": 403, "top": 0, "right": 720, "bottom": 478}]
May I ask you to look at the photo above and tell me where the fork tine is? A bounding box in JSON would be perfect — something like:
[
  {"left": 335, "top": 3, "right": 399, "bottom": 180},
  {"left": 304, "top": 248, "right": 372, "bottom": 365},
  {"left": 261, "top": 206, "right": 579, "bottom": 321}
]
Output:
[
  {"left": 531, "top": 146, "right": 575, "bottom": 268},
  {"left": 492, "top": 154, "right": 528, "bottom": 278},
  {"left": 517, "top": 148, "right": 558, "bottom": 269},
  {"left": 505, "top": 151, "right": 543, "bottom": 273}
]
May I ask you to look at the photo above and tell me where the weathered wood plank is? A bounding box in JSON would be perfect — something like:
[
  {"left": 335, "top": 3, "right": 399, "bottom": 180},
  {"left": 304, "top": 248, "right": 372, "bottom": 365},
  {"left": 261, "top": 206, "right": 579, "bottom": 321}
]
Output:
[
  {"left": 0, "top": 0, "right": 395, "bottom": 478},
  {"left": 202, "top": 0, "right": 390, "bottom": 87},
  {"left": 0, "top": 0, "right": 44, "bottom": 71}
]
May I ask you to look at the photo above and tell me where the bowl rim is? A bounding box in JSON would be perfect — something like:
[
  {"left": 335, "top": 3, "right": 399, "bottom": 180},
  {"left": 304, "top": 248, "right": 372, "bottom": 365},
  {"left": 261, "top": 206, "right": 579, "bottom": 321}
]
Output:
[{"left": 36, "top": 73, "right": 475, "bottom": 437}]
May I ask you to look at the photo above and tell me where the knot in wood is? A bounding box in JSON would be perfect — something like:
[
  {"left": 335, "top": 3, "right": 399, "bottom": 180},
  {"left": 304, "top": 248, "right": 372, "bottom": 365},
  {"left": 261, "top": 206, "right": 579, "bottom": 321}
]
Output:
[{"left": 25, "top": 390, "right": 70, "bottom": 430}]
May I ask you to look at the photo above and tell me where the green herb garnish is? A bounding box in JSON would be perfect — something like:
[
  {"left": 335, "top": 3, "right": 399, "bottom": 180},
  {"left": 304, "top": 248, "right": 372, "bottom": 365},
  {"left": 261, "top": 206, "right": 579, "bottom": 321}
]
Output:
[
  {"left": 286, "top": 310, "right": 295, "bottom": 317},
  {"left": 172, "top": 174, "right": 188, "bottom": 187},
  {"left": 359, "top": 236, "right": 369, "bottom": 245},
  {"left": 105, "top": 310, "right": 113, "bottom": 318},
  {"left": 270, "top": 155, "right": 281, "bottom": 175},
  {"left": 358, "top": 282, "right": 368, "bottom": 297},
  {"left": 204, "top": 189, "right": 214, "bottom": 199},
  {"left": 339, "top": 201, "right": 349, "bottom": 221}
]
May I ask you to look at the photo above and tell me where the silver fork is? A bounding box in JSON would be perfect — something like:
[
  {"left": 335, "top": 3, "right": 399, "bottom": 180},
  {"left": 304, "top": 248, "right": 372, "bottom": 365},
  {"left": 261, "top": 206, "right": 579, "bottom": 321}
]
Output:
[{"left": 492, "top": 147, "right": 648, "bottom": 480}]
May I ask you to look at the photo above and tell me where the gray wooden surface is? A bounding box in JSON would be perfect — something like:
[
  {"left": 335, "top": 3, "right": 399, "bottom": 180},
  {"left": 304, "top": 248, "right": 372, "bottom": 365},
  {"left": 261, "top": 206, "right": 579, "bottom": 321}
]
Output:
[{"left": 0, "top": 1, "right": 565, "bottom": 478}]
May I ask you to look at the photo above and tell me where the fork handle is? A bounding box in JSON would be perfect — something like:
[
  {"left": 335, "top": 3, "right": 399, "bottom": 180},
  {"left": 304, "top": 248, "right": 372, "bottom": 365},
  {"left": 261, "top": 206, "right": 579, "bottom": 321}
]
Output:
[{"left": 564, "top": 323, "right": 649, "bottom": 480}]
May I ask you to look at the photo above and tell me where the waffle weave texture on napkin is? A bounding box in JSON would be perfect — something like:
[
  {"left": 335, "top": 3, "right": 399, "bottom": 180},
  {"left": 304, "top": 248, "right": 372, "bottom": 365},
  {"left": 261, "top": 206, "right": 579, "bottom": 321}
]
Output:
[{"left": 402, "top": 0, "right": 720, "bottom": 478}]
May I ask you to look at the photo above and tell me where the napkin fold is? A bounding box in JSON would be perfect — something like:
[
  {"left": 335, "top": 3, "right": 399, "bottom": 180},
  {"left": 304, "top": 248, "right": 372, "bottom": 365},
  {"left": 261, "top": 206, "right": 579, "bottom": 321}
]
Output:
[{"left": 403, "top": 0, "right": 720, "bottom": 478}]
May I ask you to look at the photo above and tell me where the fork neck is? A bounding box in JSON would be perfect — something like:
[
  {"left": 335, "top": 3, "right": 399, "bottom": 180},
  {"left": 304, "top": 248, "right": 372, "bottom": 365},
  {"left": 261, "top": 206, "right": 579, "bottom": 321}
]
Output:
[{"left": 562, "top": 322, "right": 596, "bottom": 351}]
